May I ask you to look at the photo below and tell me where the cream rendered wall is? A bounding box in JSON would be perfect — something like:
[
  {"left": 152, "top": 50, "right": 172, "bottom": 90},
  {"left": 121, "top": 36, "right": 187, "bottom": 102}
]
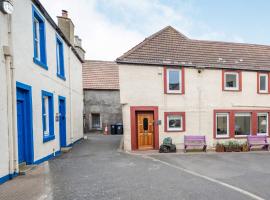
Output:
[
  {"left": 0, "top": 12, "right": 10, "bottom": 179},
  {"left": 119, "top": 64, "right": 270, "bottom": 150},
  {"left": 11, "top": 0, "right": 83, "bottom": 162}
]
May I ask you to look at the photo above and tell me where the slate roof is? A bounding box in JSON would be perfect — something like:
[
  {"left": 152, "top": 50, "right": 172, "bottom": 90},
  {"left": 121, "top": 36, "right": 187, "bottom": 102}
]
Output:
[
  {"left": 82, "top": 60, "right": 119, "bottom": 90},
  {"left": 116, "top": 26, "right": 270, "bottom": 71}
]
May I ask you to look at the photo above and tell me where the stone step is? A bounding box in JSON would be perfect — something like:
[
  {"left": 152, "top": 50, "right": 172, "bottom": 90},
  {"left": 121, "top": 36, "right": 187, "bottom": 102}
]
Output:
[
  {"left": 61, "top": 147, "right": 72, "bottom": 153},
  {"left": 19, "top": 164, "right": 37, "bottom": 175}
]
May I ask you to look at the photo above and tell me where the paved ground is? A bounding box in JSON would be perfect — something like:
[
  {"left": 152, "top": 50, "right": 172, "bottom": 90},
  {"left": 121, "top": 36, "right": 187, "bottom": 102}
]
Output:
[{"left": 0, "top": 134, "right": 269, "bottom": 200}]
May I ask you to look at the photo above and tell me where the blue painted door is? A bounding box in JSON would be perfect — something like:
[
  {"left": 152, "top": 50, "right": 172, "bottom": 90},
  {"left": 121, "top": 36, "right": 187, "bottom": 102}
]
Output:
[
  {"left": 59, "top": 98, "right": 66, "bottom": 147},
  {"left": 17, "top": 99, "right": 26, "bottom": 163}
]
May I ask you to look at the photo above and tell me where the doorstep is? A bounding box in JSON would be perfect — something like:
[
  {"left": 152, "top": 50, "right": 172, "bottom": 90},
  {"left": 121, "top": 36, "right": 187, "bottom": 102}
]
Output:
[{"left": 19, "top": 162, "right": 37, "bottom": 175}]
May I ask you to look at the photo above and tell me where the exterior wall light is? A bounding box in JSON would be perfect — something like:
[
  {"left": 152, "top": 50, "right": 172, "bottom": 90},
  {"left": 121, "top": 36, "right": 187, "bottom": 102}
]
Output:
[{"left": 0, "top": 0, "right": 14, "bottom": 14}]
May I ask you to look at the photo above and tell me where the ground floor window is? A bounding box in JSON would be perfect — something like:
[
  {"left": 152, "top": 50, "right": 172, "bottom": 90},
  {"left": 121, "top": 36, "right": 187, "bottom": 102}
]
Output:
[
  {"left": 257, "top": 113, "right": 268, "bottom": 135},
  {"left": 164, "top": 112, "right": 185, "bottom": 132},
  {"left": 216, "top": 113, "right": 229, "bottom": 138},
  {"left": 92, "top": 113, "right": 101, "bottom": 129},
  {"left": 235, "top": 113, "right": 251, "bottom": 136},
  {"left": 215, "top": 110, "right": 270, "bottom": 138}
]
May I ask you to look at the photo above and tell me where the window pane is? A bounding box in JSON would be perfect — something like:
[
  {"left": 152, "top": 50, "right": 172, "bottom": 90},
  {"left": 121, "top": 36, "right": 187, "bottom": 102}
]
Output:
[
  {"left": 260, "top": 75, "right": 267, "bottom": 91},
  {"left": 226, "top": 74, "right": 237, "bottom": 88},
  {"left": 169, "top": 70, "right": 180, "bottom": 90},
  {"left": 168, "top": 115, "right": 182, "bottom": 130},
  {"left": 92, "top": 114, "right": 101, "bottom": 128},
  {"left": 216, "top": 114, "right": 228, "bottom": 136},
  {"left": 56, "top": 43, "right": 61, "bottom": 74},
  {"left": 258, "top": 113, "right": 268, "bottom": 134},
  {"left": 235, "top": 113, "right": 251, "bottom": 136},
  {"left": 34, "top": 19, "right": 40, "bottom": 60},
  {"left": 143, "top": 118, "right": 148, "bottom": 131},
  {"left": 44, "top": 96, "right": 49, "bottom": 136}
]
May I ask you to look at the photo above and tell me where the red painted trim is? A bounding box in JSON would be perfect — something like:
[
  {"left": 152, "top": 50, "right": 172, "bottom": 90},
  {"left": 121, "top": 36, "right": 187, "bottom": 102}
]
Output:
[
  {"left": 130, "top": 106, "right": 159, "bottom": 150},
  {"left": 257, "top": 72, "right": 270, "bottom": 94},
  {"left": 222, "top": 70, "right": 242, "bottom": 92},
  {"left": 214, "top": 109, "right": 270, "bottom": 139},
  {"left": 164, "top": 66, "right": 185, "bottom": 95},
  {"left": 164, "top": 112, "right": 186, "bottom": 132}
]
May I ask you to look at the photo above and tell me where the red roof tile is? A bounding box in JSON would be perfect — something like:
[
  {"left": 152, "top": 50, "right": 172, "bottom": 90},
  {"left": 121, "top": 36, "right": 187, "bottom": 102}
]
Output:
[{"left": 82, "top": 60, "right": 119, "bottom": 90}]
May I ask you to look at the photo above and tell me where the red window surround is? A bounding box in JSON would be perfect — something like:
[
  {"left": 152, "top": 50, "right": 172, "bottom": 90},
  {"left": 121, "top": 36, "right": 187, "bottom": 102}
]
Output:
[
  {"left": 164, "top": 112, "right": 186, "bottom": 132},
  {"left": 257, "top": 72, "right": 270, "bottom": 94},
  {"left": 164, "top": 66, "right": 185, "bottom": 94},
  {"left": 222, "top": 70, "right": 242, "bottom": 92},
  {"left": 213, "top": 109, "right": 270, "bottom": 139}
]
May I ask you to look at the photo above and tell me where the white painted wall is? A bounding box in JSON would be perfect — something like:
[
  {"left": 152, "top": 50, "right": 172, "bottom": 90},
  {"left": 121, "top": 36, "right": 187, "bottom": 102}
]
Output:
[
  {"left": 0, "top": 0, "right": 84, "bottom": 181},
  {"left": 119, "top": 64, "right": 270, "bottom": 150}
]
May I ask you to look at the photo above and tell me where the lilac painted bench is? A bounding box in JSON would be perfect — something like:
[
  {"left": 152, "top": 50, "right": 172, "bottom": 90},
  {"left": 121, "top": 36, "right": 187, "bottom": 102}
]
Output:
[
  {"left": 247, "top": 135, "right": 269, "bottom": 151},
  {"left": 184, "top": 135, "right": 207, "bottom": 153}
]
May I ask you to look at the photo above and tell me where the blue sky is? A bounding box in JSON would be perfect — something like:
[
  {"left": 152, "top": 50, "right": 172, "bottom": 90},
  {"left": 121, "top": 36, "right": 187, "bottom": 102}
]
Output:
[{"left": 40, "top": 0, "right": 270, "bottom": 60}]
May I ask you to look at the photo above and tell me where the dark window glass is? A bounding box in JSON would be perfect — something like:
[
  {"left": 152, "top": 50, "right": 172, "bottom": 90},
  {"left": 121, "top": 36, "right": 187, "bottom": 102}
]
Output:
[{"left": 143, "top": 118, "right": 148, "bottom": 131}]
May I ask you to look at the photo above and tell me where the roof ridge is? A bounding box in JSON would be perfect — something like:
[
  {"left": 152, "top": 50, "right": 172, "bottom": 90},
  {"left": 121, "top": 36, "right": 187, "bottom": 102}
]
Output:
[{"left": 116, "top": 26, "right": 188, "bottom": 61}]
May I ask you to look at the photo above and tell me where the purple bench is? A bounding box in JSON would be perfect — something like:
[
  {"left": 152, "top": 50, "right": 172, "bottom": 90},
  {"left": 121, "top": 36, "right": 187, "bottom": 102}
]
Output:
[
  {"left": 247, "top": 135, "right": 269, "bottom": 151},
  {"left": 184, "top": 135, "right": 207, "bottom": 153}
]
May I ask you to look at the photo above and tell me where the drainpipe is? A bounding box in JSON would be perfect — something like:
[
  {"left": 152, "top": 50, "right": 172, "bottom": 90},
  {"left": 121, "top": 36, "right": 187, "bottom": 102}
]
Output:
[
  {"left": 68, "top": 46, "right": 73, "bottom": 144},
  {"left": 4, "top": 13, "right": 17, "bottom": 176}
]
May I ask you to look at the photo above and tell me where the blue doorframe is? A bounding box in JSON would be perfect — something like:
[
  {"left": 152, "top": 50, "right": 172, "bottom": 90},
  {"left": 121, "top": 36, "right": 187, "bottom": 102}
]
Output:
[
  {"left": 58, "top": 96, "right": 66, "bottom": 148},
  {"left": 16, "top": 82, "right": 34, "bottom": 165}
]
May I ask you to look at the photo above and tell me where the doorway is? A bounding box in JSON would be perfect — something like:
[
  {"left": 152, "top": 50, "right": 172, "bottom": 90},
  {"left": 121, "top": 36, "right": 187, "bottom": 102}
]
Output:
[{"left": 59, "top": 96, "right": 66, "bottom": 148}]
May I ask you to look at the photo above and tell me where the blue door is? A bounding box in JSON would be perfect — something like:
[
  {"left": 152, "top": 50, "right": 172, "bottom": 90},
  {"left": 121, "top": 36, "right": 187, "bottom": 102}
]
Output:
[
  {"left": 59, "top": 97, "right": 66, "bottom": 147},
  {"left": 17, "top": 99, "right": 26, "bottom": 163},
  {"left": 16, "top": 82, "right": 34, "bottom": 165}
]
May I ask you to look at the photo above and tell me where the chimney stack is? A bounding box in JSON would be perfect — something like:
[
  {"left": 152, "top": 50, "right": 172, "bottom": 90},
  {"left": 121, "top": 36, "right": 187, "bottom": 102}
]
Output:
[
  {"left": 57, "top": 10, "right": 74, "bottom": 46},
  {"left": 74, "top": 35, "right": 85, "bottom": 61}
]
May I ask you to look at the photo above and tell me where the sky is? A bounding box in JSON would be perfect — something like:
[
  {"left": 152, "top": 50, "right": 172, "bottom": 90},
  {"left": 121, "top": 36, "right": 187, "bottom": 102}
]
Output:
[{"left": 39, "top": 0, "right": 270, "bottom": 61}]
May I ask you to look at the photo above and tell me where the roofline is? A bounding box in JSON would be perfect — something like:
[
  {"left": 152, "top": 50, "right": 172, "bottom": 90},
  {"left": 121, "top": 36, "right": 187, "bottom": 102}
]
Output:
[
  {"left": 116, "top": 60, "right": 270, "bottom": 72},
  {"left": 32, "top": 0, "right": 84, "bottom": 63}
]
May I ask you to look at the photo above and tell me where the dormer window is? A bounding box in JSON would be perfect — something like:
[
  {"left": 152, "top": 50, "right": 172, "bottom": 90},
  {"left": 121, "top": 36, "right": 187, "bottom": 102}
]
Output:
[{"left": 222, "top": 70, "right": 242, "bottom": 91}]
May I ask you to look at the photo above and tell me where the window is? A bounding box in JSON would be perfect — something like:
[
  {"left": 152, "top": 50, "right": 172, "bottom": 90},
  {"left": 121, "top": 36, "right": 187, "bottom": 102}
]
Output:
[
  {"left": 165, "top": 112, "right": 185, "bottom": 132},
  {"left": 92, "top": 113, "right": 101, "bottom": 129},
  {"left": 258, "top": 73, "right": 269, "bottom": 94},
  {"left": 257, "top": 113, "right": 268, "bottom": 135},
  {"left": 216, "top": 113, "right": 229, "bottom": 138},
  {"left": 56, "top": 36, "right": 65, "bottom": 80},
  {"left": 165, "top": 67, "right": 184, "bottom": 94},
  {"left": 42, "top": 91, "right": 55, "bottom": 142},
  {"left": 223, "top": 71, "right": 241, "bottom": 91},
  {"left": 235, "top": 113, "right": 251, "bottom": 136},
  {"left": 32, "top": 6, "right": 47, "bottom": 69}
]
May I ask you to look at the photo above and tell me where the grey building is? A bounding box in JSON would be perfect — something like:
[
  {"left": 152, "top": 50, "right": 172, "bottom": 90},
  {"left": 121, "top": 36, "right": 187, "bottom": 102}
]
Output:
[{"left": 83, "top": 60, "right": 122, "bottom": 133}]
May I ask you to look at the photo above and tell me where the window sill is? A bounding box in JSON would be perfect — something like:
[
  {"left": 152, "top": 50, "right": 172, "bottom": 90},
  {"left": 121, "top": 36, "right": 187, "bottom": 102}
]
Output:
[
  {"left": 165, "top": 92, "right": 184, "bottom": 95},
  {"left": 57, "top": 73, "right": 66, "bottom": 81},
  {"left": 33, "top": 58, "right": 48, "bottom": 70},
  {"left": 223, "top": 88, "right": 240, "bottom": 92},
  {"left": 216, "top": 136, "right": 230, "bottom": 139},
  {"left": 43, "top": 135, "right": 55, "bottom": 143},
  {"left": 165, "top": 129, "right": 184, "bottom": 132}
]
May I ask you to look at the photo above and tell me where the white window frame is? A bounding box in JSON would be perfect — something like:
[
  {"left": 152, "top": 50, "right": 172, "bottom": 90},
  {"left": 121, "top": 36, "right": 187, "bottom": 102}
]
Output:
[
  {"left": 43, "top": 96, "right": 49, "bottom": 136},
  {"left": 234, "top": 112, "right": 251, "bottom": 137},
  {"left": 257, "top": 113, "right": 268, "bottom": 136},
  {"left": 167, "top": 68, "right": 182, "bottom": 93},
  {"left": 216, "top": 113, "right": 229, "bottom": 138},
  {"left": 167, "top": 115, "right": 183, "bottom": 131},
  {"left": 259, "top": 74, "right": 268, "bottom": 93},
  {"left": 34, "top": 18, "right": 40, "bottom": 60},
  {"left": 224, "top": 72, "right": 239, "bottom": 91}
]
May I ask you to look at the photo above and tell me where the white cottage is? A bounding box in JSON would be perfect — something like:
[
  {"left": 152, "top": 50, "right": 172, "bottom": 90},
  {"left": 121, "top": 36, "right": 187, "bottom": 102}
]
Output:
[
  {"left": 0, "top": 0, "right": 84, "bottom": 184},
  {"left": 117, "top": 26, "right": 270, "bottom": 151}
]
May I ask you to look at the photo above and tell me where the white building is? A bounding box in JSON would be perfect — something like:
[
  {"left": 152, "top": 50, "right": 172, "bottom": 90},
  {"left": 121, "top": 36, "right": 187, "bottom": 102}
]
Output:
[
  {"left": 117, "top": 26, "right": 270, "bottom": 151},
  {"left": 0, "top": 0, "right": 84, "bottom": 184}
]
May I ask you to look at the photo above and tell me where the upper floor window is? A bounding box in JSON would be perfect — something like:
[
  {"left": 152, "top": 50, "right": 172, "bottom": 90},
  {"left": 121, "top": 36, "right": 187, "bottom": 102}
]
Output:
[
  {"left": 164, "top": 67, "right": 185, "bottom": 94},
  {"left": 42, "top": 91, "right": 55, "bottom": 143},
  {"left": 32, "top": 6, "right": 47, "bottom": 70},
  {"left": 56, "top": 36, "right": 65, "bottom": 80},
  {"left": 222, "top": 70, "right": 241, "bottom": 91},
  {"left": 258, "top": 73, "right": 269, "bottom": 94}
]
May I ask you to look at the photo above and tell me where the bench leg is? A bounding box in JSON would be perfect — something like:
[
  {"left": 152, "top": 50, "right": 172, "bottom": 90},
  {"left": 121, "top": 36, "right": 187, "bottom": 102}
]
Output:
[
  {"left": 203, "top": 145, "right": 207, "bottom": 152},
  {"left": 184, "top": 145, "right": 187, "bottom": 153}
]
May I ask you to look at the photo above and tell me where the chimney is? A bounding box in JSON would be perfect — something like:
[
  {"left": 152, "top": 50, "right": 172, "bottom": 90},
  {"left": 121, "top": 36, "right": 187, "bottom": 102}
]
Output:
[
  {"left": 57, "top": 10, "right": 74, "bottom": 46},
  {"left": 74, "top": 35, "right": 85, "bottom": 61}
]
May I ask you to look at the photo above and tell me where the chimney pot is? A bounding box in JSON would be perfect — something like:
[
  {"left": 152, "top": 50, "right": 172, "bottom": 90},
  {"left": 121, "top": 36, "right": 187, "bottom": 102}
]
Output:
[{"left": 62, "top": 10, "right": 68, "bottom": 18}]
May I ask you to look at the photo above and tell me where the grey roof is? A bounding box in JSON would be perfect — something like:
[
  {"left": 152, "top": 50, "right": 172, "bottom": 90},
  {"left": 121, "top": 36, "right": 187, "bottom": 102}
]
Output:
[{"left": 117, "top": 26, "right": 270, "bottom": 71}]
